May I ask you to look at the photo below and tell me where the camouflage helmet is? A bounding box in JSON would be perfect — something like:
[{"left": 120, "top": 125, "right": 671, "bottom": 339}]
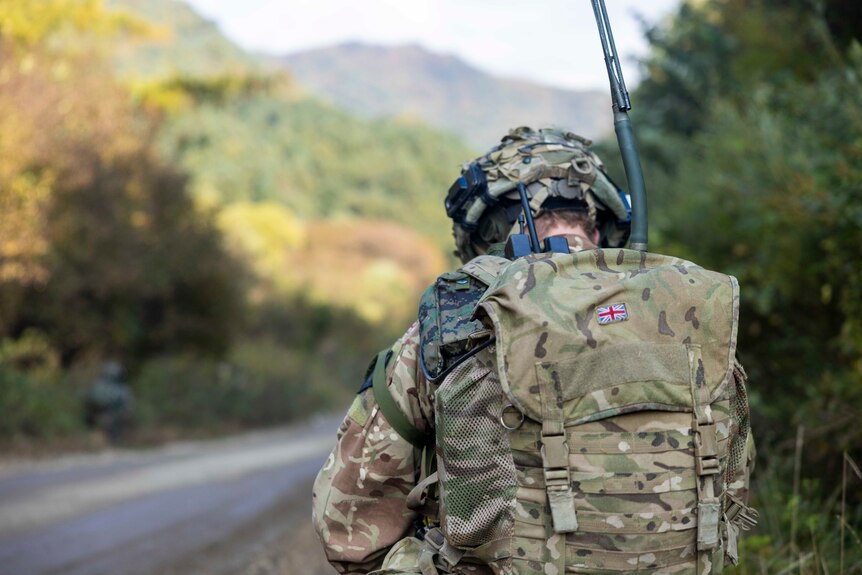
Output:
[
  {"left": 100, "top": 360, "right": 126, "bottom": 382},
  {"left": 446, "top": 127, "right": 631, "bottom": 262}
]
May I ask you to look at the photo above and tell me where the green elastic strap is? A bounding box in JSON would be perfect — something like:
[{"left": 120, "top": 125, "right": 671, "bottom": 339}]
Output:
[{"left": 372, "top": 349, "right": 433, "bottom": 449}]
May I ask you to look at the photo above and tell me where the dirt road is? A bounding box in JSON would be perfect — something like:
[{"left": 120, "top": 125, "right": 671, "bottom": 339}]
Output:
[{"left": 0, "top": 419, "right": 340, "bottom": 575}]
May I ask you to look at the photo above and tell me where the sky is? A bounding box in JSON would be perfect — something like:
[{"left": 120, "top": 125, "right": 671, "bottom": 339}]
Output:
[{"left": 184, "top": 0, "right": 681, "bottom": 91}]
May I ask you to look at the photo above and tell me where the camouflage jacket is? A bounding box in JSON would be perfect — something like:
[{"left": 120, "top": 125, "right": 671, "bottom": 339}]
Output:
[
  {"left": 312, "top": 239, "right": 756, "bottom": 574},
  {"left": 312, "top": 321, "right": 434, "bottom": 574}
]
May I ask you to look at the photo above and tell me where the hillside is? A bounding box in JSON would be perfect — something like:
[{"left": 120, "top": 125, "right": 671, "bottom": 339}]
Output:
[
  {"left": 101, "top": 0, "right": 472, "bottom": 244},
  {"left": 279, "top": 43, "right": 612, "bottom": 148},
  {"left": 155, "top": 91, "right": 472, "bottom": 245},
  {"left": 109, "top": 0, "right": 262, "bottom": 79},
  {"left": 102, "top": 0, "right": 474, "bottom": 321}
]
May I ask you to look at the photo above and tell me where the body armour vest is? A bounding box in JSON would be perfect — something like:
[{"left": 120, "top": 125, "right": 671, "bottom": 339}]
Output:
[{"left": 428, "top": 249, "right": 751, "bottom": 575}]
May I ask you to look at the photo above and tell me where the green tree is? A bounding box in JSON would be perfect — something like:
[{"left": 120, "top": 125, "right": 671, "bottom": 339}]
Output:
[
  {"left": 150, "top": 79, "right": 474, "bottom": 248},
  {"left": 629, "top": 0, "right": 862, "bottom": 568}
]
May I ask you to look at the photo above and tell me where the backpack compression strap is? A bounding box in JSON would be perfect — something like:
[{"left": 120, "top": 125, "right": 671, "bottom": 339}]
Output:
[{"left": 372, "top": 349, "right": 433, "bottom": 449}]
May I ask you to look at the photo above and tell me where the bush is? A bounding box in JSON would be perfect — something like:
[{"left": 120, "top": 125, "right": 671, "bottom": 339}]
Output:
[
  {"left": 130, "top": 336, "right": 369, "bottom": 433},
  {"left": 0, "top": 368, "right": 84, "bottom": 438}
]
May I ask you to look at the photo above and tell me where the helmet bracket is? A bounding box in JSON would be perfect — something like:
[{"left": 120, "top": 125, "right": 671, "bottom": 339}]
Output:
[{"left": 504, "top": 183, "right": 570, "bottom": 259}]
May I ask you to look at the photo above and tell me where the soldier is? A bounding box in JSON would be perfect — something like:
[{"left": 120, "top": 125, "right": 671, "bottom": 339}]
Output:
[
  {"left": 84, "top": 360, "right": 133, "bottom": 443},
  {"left": 313, "top": 127, "right": 756, "bottom": 575}
]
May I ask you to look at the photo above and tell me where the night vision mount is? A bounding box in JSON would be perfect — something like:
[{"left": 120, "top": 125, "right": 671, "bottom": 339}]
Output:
[{"left": 444, "top": 163, "right": 488, "bottom": 232}]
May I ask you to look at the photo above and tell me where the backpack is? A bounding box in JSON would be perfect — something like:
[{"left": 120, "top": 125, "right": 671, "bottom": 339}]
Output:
[{"left": 376, "top": 249, "right": 755, "bottom": 575}]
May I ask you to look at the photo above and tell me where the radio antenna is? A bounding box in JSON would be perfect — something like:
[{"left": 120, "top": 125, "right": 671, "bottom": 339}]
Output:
[{"left": 591, "top": 0, "right": 648, "bottom": 251}]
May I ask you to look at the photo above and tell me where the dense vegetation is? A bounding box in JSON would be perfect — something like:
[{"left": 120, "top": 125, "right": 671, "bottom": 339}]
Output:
[
  {"left": 153, "top": 81, "right": 471, "bottom": 243},
  {"left": 616, "top": 0, "right": 862, "bottom": 570},
  {"left": 0, "top": 0, "right": 455, "bottom": 446}
]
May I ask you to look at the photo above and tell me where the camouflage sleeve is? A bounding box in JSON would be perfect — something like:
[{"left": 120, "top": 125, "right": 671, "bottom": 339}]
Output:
[{"left": 312, "top": 323, "right": 433, "bottom": 574}]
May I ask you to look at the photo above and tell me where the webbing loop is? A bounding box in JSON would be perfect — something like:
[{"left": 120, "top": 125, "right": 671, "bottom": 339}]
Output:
[
  {"left": 538, "top": 376, "right": 579, "bottom": 534},
  {"left": 688, "top": 344, "right": 721, "bottom": 568}
]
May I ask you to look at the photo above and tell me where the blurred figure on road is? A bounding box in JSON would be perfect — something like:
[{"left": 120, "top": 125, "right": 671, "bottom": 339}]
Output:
[{"left": 84, "top": 361, "right": 133, "bottom": 444}]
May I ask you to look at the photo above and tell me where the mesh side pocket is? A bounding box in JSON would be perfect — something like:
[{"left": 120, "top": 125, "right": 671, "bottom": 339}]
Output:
[
  {"left": 726, "top": 359, "right": 751, "bottom": 488},
  {"left": 435, "top": 356, "right": 517, "bottom": 549}
]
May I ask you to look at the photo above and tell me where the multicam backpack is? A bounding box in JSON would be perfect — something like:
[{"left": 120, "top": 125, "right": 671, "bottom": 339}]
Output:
[{"left": 375, "top": 248, "right": 757, "bottom": 575}]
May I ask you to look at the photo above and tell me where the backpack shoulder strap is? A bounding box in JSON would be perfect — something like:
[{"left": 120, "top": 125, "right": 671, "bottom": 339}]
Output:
[
  {"left": 371, "top": 349, "right": 433, "bottom": 449},
  {"left": 459, "top": 255, "right": 510, "bottom": 285}
]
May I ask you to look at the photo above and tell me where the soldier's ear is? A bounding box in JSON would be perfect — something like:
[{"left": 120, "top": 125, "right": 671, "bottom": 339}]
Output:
[{"left": 591, "top": 228, "right": 600, "bottom": 245}]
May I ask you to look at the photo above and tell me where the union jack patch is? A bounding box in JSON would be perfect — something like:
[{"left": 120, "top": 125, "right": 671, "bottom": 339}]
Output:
[{"left": 596, "top": 303, "right": 628, "bottom": 325}]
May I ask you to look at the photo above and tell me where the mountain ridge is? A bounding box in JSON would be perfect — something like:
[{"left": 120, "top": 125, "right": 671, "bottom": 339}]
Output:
[{"left": 278, "top": 42, "right": 612, "bottom": 149}]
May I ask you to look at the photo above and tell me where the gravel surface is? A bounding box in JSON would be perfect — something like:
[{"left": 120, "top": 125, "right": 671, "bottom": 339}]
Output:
[
  {"left": 239, "top": 488, "right": 335, "bottom": 575},
  {"left": 161, "top": 477, "right": 335, "bottom": 575},
  {"left": 0, "top": 419, "right": 340, "bottom": 575}
]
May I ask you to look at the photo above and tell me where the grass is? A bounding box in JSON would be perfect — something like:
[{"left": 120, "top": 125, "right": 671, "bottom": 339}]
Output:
[{"left": 731, "top": 439, "right": 862, "bottom": 574}]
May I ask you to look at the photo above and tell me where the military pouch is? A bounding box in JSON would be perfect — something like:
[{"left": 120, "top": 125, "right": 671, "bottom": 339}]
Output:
[
  {"left": 418, "top": 256, "right": 508, "bottom": 381},
  {"left": 434, "top": 347, "right": 517, "bottom": 552}
]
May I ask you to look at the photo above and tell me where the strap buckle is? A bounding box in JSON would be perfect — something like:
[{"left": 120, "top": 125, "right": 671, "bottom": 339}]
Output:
[
  {"left": 696, "top": 456, "right": 721, "bottom": 476},
  {"left": 725, "top": 495, "right": 759, "bottom": 531},
  {"left": 694, "top": 422, "right": 720, "bottom": 476},
  {"left": 540, "top": 433, "right": 579, "bottom": 533},
  {"left": 541, "top": 434, "right": 571, "bottom": 486},
  {"left": 421, "top": 528, "right": 464, "bottom": 572}
]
